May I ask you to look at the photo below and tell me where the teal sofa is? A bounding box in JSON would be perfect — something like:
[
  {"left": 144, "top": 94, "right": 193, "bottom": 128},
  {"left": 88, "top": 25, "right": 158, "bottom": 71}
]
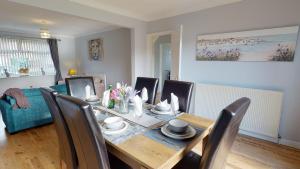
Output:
[{"left": 0, "top": 84, "right": 67, "bottom": 134}]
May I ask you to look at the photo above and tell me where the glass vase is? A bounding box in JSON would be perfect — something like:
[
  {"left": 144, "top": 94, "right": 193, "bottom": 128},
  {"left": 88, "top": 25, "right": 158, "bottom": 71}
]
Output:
[{"left": 118, "top": 99, "right": 128, "bottom": 114}]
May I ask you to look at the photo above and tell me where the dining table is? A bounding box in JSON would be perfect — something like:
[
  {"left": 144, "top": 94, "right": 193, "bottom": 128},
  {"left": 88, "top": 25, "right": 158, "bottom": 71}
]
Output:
[{"left": 93, "top": 103, "right": 214, "bottom": 169}]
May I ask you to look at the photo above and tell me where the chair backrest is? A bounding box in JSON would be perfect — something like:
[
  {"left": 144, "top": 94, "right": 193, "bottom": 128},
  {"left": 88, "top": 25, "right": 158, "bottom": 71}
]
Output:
[
  {"left": 56, "top": 94, "right": 110, "bottom": 169},
  {"left": 199, "top": 97, "right": 250, "bottom": 169},
  {"left": 134, "top": 77, "right": 159, "bottom": 105},
  {"left": 161, "top": 80, "right": 194, "bottom": 112},
  {"left": 65, "top": 76, "right": 96, "bottom": 100},
  {"left": 40, "top": 87, "right": 77, "bottom": 169}
]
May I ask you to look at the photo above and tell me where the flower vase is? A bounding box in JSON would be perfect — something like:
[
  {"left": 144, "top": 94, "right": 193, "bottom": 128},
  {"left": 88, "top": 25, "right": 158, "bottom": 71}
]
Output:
[{"left": 118, "top": 99, "right": 128, "bottom": 114}]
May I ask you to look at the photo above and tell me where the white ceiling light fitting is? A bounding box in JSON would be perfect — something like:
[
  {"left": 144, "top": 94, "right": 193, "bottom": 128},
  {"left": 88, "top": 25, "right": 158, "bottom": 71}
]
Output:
[{"left": 40, "top": 28, "right": 51, "bottom": 39}]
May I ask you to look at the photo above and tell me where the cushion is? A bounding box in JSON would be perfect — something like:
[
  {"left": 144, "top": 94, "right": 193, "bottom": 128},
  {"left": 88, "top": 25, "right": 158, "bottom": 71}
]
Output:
[
  {"left": 22, "top": 88, "right": 42, "bottom": 97},
  {"left": 4, "top": 95, "right": 16, "bottom": 106},
  {"left": 50, "top": 84, "right": 67, "bottom": 94}
]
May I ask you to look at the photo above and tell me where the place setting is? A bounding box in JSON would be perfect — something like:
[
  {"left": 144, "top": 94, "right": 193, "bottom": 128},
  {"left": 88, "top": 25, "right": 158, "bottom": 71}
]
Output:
[
  {"left": 96, "top": 113, "right": 147, "bottom": 144},
  {"left": 161, "top": 119, "right": 197, "bottom": 140},
  {"left": 86, "top": 95, "right": 100, "bottom": 104},
  {"left": 150, "top": 93, "right": 180, "bottom": 116},
  {"left": 144, "top": 118, "right": 204, "bottom": 150},
  {"left": 84, "top": 84, "right": 101, "bottom": 104},
  {"left": 100, "top": 116, "right": 129, "bottom": 135}
]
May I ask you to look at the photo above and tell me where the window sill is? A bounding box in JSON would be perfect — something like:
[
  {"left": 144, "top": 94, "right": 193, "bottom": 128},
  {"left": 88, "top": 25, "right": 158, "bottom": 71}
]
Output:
[{"left": 0, "top": 74, "right": 56, "bottom": 79}]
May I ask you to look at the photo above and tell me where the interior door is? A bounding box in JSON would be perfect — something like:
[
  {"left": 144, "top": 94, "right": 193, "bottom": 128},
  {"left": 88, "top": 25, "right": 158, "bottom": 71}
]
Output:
[{"left": 170, "top": 25, "right": 183, "bottom": 80}]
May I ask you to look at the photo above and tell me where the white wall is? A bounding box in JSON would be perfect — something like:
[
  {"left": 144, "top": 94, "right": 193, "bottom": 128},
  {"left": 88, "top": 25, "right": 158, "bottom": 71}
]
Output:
[
  {"left": 147, "top": 0, "right": 300, "bottom": 145},
  {"left": 75, "top": 28, "right": 131, "bottom": 85},
  {"left": 0, "top": 34, "right": 76, "bottom": 94},
  {"left": 58, "top": 36, "right": 77, "bottom": 78}
]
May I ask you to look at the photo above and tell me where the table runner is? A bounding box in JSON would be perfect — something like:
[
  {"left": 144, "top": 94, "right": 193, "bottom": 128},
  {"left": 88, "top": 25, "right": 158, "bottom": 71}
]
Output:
[
  {"left": 95, "top": 105, "right": 179, "bottom": 128},
  {"left": 94, "top": 104, "right": 202, "bottom": 151}
]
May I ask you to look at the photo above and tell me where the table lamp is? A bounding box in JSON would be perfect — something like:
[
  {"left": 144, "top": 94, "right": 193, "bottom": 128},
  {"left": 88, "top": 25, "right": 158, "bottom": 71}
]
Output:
[{"left": 68, "top": 68, "right": 77, "bottom": 76}]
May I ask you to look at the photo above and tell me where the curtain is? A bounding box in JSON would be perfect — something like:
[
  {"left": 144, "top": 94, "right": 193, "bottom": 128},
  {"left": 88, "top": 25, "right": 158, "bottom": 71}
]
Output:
[
  {"left": 0, "top": 36, "right": 55, "bottom": 77},
  {"left": 48, "top": 39, "right": 62, "bottom": 84}
]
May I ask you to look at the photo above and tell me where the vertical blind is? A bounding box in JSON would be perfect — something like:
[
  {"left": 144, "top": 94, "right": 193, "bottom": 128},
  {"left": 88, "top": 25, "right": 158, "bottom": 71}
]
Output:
[{"left": 0, "top": 36, "right": 56, "bottom": 78}]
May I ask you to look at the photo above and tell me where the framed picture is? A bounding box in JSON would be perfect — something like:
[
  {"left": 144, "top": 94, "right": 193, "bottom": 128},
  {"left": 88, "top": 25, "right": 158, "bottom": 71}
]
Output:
[
  {"left": 196, "top": 26, "right": 299, "bottom": 61},
  {"left": 89, "top": 38, "right": 104, "bottom": 61}
]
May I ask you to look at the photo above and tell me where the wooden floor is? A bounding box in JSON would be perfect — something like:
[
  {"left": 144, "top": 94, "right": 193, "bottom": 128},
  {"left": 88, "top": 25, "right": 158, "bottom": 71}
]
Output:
[{"left": 0, "top": 122, "right": 300, "bottom": 169}]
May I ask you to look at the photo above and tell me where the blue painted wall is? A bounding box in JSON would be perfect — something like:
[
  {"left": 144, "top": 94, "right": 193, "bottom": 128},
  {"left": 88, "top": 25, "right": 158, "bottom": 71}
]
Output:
[{"left": 148, "top": 0, "right": 300, "bottom": 143}]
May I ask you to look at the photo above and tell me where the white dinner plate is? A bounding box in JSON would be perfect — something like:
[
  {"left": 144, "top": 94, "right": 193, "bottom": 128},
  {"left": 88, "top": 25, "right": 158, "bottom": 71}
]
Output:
[
  {"left": 100, "top": 121, "right": 129, "bottom": 135},
  {"left": 87, "top": 100, "right": 101, "bottom": 105},
  {"left": 86, "top": 97, "right": 99, "bottom": 101},
  {"left": 150, "top": 108, "right": 173, "bottom": 115},
  {"left": 161, "top": 124, "right": 196, "bottom": 140}
]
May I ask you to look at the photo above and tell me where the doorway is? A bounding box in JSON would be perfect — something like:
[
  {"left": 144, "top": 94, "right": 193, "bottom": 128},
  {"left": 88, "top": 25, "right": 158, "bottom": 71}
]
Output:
[
  {"left": 147, "top": 26, "right": 183, "bottom": 93},
  {"left": 154, "top": 35, "right": 171, "bottom": 91}
]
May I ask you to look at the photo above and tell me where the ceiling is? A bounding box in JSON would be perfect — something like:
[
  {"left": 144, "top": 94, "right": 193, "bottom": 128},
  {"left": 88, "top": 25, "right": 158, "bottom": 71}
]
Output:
[
  {"left": 0, "top": 0, "right": 243, "bottom": 37},
  {"left": 0, "top": 0, "right": 117, "bottom": 37},
  {"left": 69, "top": 0, "right": 242, "bottom": 21}
]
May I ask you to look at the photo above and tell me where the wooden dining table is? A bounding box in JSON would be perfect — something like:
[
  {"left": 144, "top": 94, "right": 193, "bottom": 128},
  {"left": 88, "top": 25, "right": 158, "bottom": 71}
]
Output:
[{"left": 94, "top": 104, "right": 214, "bottom": 169}]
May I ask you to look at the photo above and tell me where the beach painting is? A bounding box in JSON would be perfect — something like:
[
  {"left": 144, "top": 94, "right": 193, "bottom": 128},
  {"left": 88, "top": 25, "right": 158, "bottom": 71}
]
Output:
[{"left": 196, "top": 26, "right": 299, "bottom": 61}]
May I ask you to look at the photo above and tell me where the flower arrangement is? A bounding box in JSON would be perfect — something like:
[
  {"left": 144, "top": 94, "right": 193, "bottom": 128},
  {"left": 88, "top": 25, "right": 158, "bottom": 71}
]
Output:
[
  {"left": 110, "top": 83, "right": 131, "bottom": 101},
  {"left": 109, "top": 82, "right": 140, "bottom": 102}
]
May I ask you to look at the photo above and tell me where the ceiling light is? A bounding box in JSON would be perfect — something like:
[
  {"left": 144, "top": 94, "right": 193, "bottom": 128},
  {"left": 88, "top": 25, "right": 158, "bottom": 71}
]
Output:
[{"left": 40, "top": 28, "right": 51, "bottom": 39}]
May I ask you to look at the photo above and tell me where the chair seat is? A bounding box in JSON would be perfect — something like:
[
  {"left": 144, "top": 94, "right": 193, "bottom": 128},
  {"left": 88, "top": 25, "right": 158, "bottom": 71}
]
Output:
[
  {"left": 173, "top": 151, "right": 201, "bottom": 169},
  {"left": 108, "top": 153, "right": 132, "bottom": 169}
]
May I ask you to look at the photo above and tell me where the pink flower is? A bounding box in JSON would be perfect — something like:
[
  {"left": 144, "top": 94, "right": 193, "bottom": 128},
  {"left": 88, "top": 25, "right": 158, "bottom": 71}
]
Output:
[{"left": 110, "top": 89, "right": 119, "bottom": 100}]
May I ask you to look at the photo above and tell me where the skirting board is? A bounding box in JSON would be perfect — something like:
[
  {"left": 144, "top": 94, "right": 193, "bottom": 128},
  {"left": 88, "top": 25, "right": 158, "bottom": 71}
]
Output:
[
  {"left": 279, "top": 139, "right": 300, "bottom": 150},
  {"left": 239, "top": 129, "right": 279, "bottom": 143},
  {"left": 239, "top": 129, "right": 300, "bottom": 150}
]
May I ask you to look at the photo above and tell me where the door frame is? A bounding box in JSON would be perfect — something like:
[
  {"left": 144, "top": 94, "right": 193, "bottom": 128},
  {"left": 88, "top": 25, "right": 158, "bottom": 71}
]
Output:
[
  {"left": 147, "top": 30, "right": 173, "bottom": 78},
  {"left": 147, "top": 26, "right": 183, "bottom": 81}
]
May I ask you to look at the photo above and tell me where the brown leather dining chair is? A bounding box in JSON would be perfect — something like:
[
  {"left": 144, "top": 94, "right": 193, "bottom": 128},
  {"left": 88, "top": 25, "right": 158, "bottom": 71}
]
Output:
[
  {"left": 173, "top": 97, "right": 251, "bottom": 169},
  {"left": 55, "top": 94, "right": 131, "bottom": 169},
  {"left": 161, "top": 80, "right": 194, "bottom": 113},
  {"left": 40, "top": 88, "right": 77, "bottom": 169},
  {"left": 65, "top": 76, "right": 96, "bottom": 100},
  {"left": 134, "top": 77, "right": 159, "bottom": 105}
]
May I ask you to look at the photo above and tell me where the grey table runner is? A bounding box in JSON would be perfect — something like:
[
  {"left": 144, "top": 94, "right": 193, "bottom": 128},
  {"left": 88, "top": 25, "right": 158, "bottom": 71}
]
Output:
[
  {"left": 95, "top": 104, "right": 180, "bottom": 128},
  {"left": 94, "top": 104, "right": 201, "bottom": 150}
]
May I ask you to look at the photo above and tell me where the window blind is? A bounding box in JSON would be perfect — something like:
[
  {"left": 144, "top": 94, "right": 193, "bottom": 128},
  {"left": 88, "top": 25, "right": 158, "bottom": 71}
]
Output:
[{"left": 0, "top": 36, "right": 56, "bottom": 78}]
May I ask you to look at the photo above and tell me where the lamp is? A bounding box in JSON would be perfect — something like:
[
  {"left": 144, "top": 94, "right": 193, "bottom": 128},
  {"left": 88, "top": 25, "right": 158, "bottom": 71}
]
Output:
[
  {"left": 40, "top": 28, "right": 51, "bottom": 39},
  {"left": 68, "top": 68, "right": 77, "bottom": 76}
]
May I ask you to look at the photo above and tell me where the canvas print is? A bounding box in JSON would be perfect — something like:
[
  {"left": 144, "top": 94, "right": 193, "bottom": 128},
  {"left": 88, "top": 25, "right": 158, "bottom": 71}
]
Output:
[
  {"left": 89, "top": 38, "right": 104, "bottom": 61},
  {"left": 196, "top": 26, "right": 299, "bottom": 61}
]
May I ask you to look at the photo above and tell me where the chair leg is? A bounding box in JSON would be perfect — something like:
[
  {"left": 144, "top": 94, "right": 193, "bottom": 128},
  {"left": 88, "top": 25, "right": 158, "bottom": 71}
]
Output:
[
  {"left": 202, "top": 135, "right": 209, "bottom": 155},
  {"left": 61, "top": 160, "right": 67, "bottom": 169}
]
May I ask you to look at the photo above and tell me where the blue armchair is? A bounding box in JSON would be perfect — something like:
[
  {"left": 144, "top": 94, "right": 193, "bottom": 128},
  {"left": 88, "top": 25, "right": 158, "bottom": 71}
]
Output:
[{"left": 0, "top": 84, "right": 67, "bottom": 134}]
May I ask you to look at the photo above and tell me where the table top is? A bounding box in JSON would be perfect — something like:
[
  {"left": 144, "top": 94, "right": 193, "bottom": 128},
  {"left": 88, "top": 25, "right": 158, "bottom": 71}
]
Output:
[{"left": 94, "top": 105, "right": 214, "bottom": 169}]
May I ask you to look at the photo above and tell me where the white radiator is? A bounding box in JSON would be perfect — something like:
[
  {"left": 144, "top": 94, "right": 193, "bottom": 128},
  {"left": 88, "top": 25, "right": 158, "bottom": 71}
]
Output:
[{"left": 195, "top": 83, "right": 283, "bottom": 142}]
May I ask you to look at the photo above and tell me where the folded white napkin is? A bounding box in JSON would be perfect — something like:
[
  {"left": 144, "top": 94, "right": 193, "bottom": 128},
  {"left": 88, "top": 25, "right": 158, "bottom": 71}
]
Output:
[
  {"left": 126, "top": 86, "right": 133, "bottom": 92},
  {"left": 141, "top": 87, "right": 148, "bottom": 102},
  {"left": 116, "top": 82, "right": 121, "bottom": 89},
  {"left": 157, "top": 99, "right": 169, "bottom": 108},
  {"left": 133, "top": 95, "right": 143, "bottom": 117},
  {"left": 85, "top": 85, "right": 91, "bottom": 99},
  {"left": 171, "top": 93, "right": 179, "bottom": 113},
  {"left": 102, "top": 90, "right": 110, "bottom": 107},
  {"left": 126, "top": 87, "right": 136, "bottom": 102}
]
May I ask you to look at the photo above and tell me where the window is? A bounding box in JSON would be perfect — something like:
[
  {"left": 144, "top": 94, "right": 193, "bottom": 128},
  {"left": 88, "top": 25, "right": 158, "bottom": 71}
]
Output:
[{"left": 0, "top": 36, "right": 56, "bottom": 78}]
